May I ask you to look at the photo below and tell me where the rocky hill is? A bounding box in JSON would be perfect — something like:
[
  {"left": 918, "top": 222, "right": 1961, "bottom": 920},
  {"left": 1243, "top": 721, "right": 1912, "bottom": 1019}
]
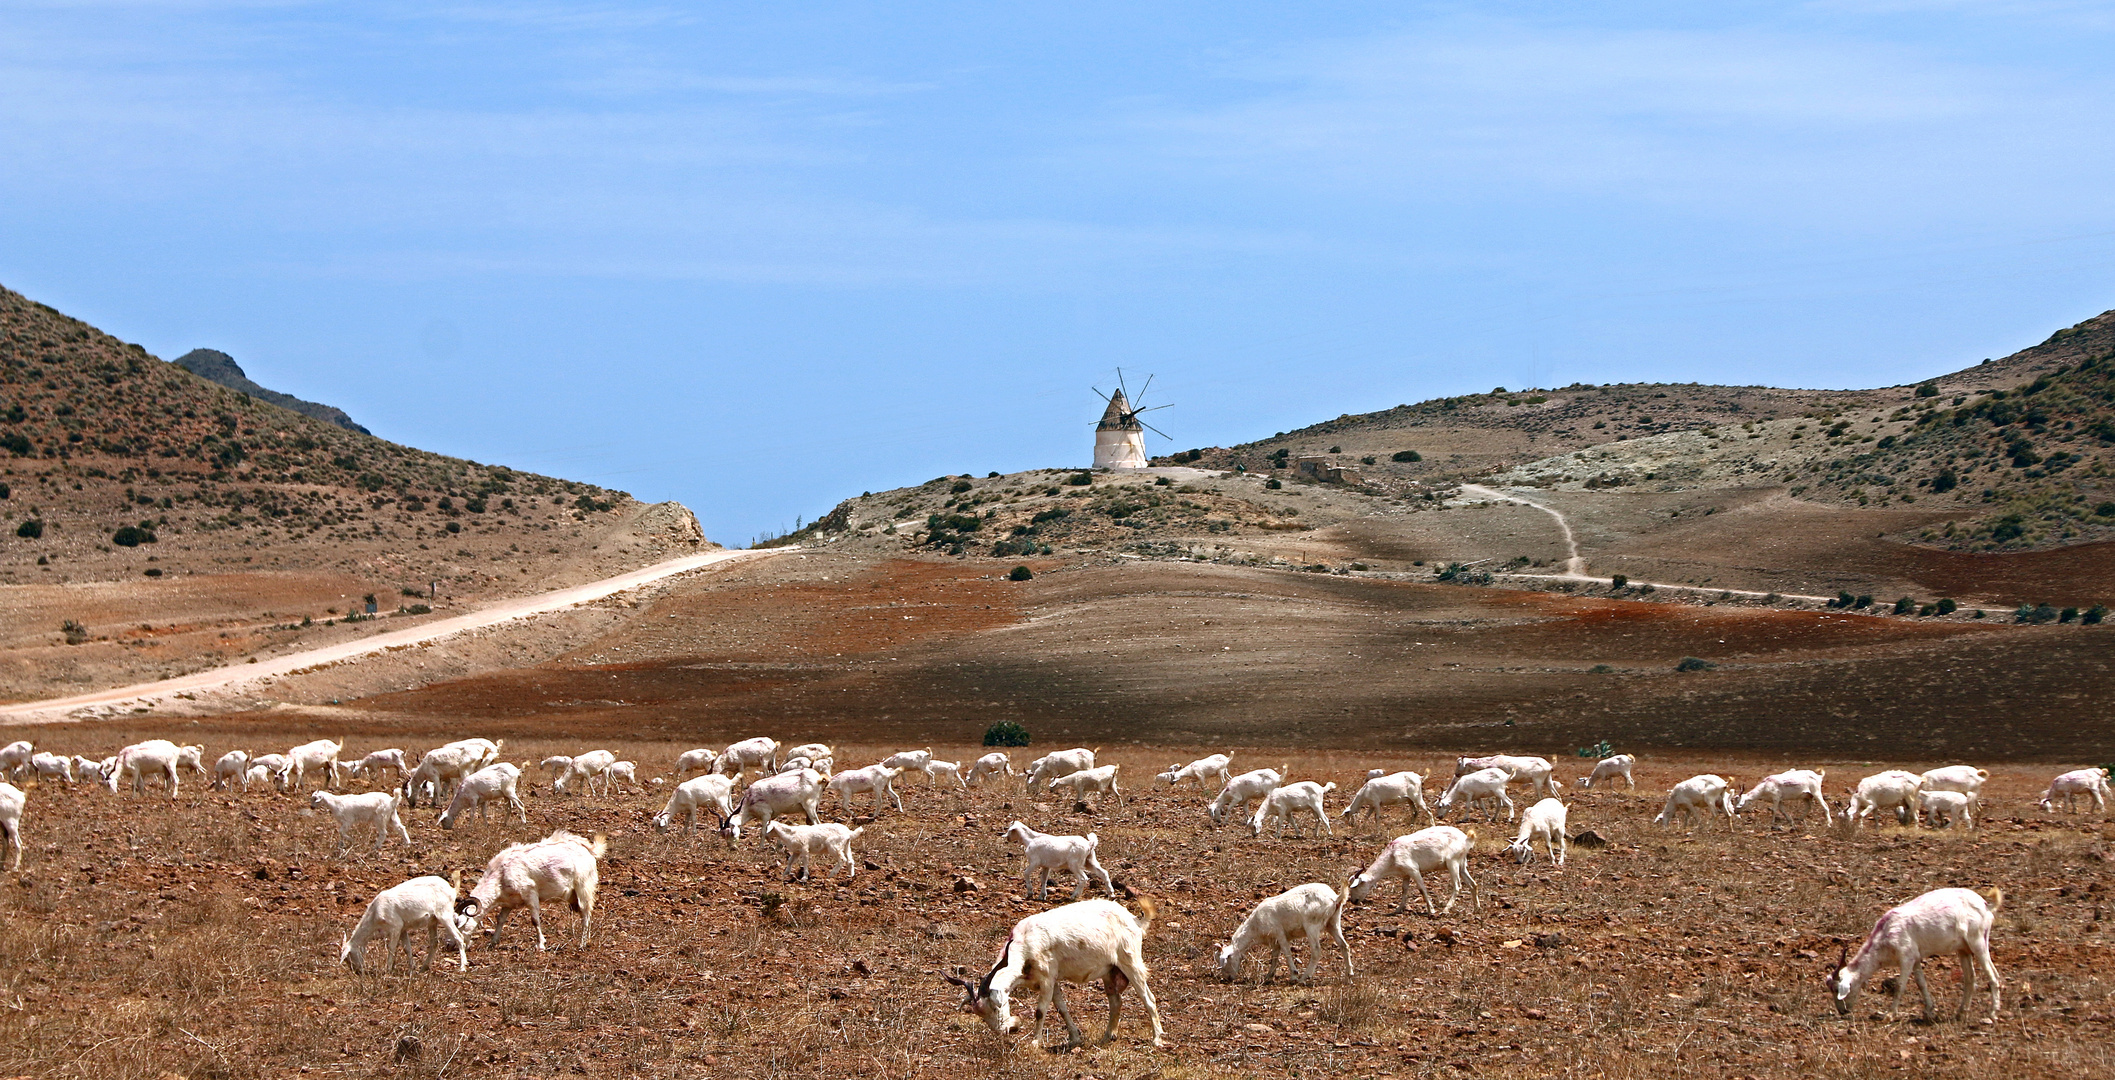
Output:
[
  {"left": 0, "top": 284, "right": 713, "bottom": 702},
  {"left": 172, "top": 348, "right": 370, "bottom": 434}
]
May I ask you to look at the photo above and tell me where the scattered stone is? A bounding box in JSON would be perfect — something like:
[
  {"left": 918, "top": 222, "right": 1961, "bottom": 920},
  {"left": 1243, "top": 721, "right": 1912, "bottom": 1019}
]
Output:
[
  {"left": 952, "top": 875, "right": 980, "bottom": 893},
  {"left": 1571, "top": 830, "right": 1609, "bottom": 847}
]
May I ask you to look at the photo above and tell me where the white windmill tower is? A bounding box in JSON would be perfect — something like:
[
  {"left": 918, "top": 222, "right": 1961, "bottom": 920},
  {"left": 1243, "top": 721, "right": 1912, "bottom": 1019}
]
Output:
[{"left": 1091, "top": 371, "right": 1171, "bottom": 471}]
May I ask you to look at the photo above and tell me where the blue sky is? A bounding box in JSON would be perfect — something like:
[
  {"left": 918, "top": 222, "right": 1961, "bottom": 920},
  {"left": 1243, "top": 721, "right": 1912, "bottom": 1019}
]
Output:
[{"left": 5, "top": 2, "right": 2115, "bottom": 543}]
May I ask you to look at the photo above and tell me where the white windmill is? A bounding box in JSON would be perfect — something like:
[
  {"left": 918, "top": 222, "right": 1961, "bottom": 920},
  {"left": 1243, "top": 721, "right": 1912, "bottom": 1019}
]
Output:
[{"left": 1091, "top": 371, "right": 1171, "bottom": 471}]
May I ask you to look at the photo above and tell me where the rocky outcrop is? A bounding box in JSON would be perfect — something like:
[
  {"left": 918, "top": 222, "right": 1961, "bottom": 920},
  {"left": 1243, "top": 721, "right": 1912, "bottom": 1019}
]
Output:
[{"left": 173, "top": 348, "right": 371, "bottom": 434}]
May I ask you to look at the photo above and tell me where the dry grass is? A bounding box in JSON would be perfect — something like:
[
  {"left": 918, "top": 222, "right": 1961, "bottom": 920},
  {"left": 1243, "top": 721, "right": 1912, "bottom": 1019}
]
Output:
[{"left": 0, "top": 728, "right": 2110, "bottom": 1077}]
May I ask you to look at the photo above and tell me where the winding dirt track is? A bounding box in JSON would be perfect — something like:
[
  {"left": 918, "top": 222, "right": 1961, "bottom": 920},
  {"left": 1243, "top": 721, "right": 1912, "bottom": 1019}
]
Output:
[{"left": 0, "top": 547, "right": 779, "bottom": 724}]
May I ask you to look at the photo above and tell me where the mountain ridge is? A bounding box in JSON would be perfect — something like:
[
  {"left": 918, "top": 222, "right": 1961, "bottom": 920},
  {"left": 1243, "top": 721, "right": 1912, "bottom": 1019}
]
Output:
[{"left": 172, "top": 348, "right": 370, "bottom": 435}]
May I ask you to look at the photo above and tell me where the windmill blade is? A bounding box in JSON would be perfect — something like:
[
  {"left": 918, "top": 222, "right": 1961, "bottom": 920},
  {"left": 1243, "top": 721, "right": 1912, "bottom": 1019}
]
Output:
[
  {"left": 1090, "top": 386, "right": 1112, "bottom": 403},
  {"left": 1134, "top": 403, "right": 1174, "bottom": 414},
  {"left": 1134, "top": 373, "right": 1155, "bottom": 402},
  {"left": 1116, "top": 368, "right": 1131, "bottom": 400},
  {"left": 1139, "top": 418, "right": 1173, "bottom": 440}
]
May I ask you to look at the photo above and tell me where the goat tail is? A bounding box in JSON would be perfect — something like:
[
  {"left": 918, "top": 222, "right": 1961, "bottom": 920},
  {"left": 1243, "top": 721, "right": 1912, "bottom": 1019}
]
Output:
[
  {"left": 1085, "top": 832, "right": 1100, "bottom": 850},
  {"left": 1985, "top": 887, "right": 2004, "bottom": 913},
  {"left": 588, "top": 833, "right": 608, "bottom": 859},
  {"left": 1132, "top": 894, "right": 1157, "bottom": 935},
  {"left": 1464, "top": 827, "right": 1479, "bottom": 845}
]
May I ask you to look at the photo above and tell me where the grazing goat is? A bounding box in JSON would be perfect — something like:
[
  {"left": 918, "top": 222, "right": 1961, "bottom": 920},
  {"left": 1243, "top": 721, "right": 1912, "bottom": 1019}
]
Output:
[
  {"left": 1435, "top": 767, "right": 1516, "bottom": 822},
  {"left": 1505, "top": 798, "right": 1568, "bottom": 865},
  {"left": 341, "top": 875, "right": 474, "bottom": 974},
  {"left": 28, "top": 752, "right": 73, "bottom": 785},
  {"left": 780, "top": 755, "right": 832, "bottom": 778},
  {"left": 784, "top": 743, "right": 833, "bottom": 766},
  {"left": 458, "top": 830, "right": 606, "bottom": 951},
  {"left": 0, "top": 783, "right": 23, "bottom": 870},
  {"left": 403, "top": 740, "right": 502, "bottom": 807},
  {"left": 764, "top": 821, "right": 863, "bottom": 881},
  {"left": 311, "top": 790, "right": 412, "bottom": 854},
  {"left": 673, "top": 747, "right": 719, "bottom": 779},
  {"left": 244, "top": 763, "right": 275, "bottom": 790},
  {"left": 1736, "top": 769, "right": 1833, "bottom": 826},
  {"left": 1918, "top": 789, "right": 1976, "bottom": 830},
  {"left": 1207, "top": 767, "right": 1284, "bottom": 827},
  {"left": 926, "top": 759, "right": 966, "bottom": 788},
  {"left": 437, "top": 763, "right": 526, "bottom": 829},
  {"left": 715, "top": 737, "right": 780, "bottom": 780},
  {"left": 828, "top": 764, "right": 905, "bottom": 814},
  {"left": 1003, "top": 821, "right": 1113, "bottom": 900},
  {"left": 284, "top": 738, "right": 346, "bottom": 790},
  {"left": 1847, "top": 770, "right": 1923, "bottom": 828},
  {"left": 1456, "top": 754, "right": 1562, "bottom": 797},
  {"left": 0, "top": 741, "right": 33, "bottom": 781},
  {"left": 1023, "top": 748, "right": 1097, "bottom": 794},
  {"left": 966, "top": 752, "right": 1014, "bottom": 787},
  {"left": 2039, "top": 768, "right": 2112, "bottom": 814},
  {"left": 718, "top": 769, "right": 824, "bottom": 840},
  {"left": 653, "top": 774, "right": 737, "bottom": 831},
  {"left": 107, "top": 740, "right": 205, "bottom": 799},
  {"left": 1342, "top": 771, "right": 1433, "bottom": 828},
  {"left": 248, "top": 753, "right": 293, "bottom": 791},
  {"left": 604, "top": 761, "right": 639, "bottom": 793},
  {"left": 553, "top": 750, "right": 618, "bottom": 796},
  {"left": 1580, "top": 754, "right": 1635, "bottom": 789},
  {"left": 881, "top": 749, "right": 934, "bottom": 784},
  {"left": 1919, "top": 766, "right": 1990, "bottom": 800},
  {"left": 1347, "top": 825, "right": 1480, "bottom": 915},
  {"left": 1830, "top": 888, "right": 2002, "bottom": 1022},
  {"left": 210, "top": 750, "right": 250, "bottom": 791},
  {"left": 949, "top": 897, "right": 1163, "bottom": 1050},
  {"left": 73, "top": 756, "right": 115, "bottom": 785},
  {"left": 1048, "top": 764, "right": 1122, "bottom": 804},
  {"left": 1653, "top": 774, "right": 1735, "bottom": 829},
  {"left": 1157, "top": 754, "right": 1233, "bottom": 789},
  {"left": 1250, "top": 780, "right": 1335, "bottom": 838},
  {"left": 1217, "top": 881, "right": 1353, "bottom": 984},
  {"left": 347, "top": 748, "right": 408, "bottom": 786}
]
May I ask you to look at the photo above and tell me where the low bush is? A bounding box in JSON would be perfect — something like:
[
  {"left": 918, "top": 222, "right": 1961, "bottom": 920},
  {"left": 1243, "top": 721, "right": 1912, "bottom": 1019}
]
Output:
[
  {"left": 111, "top": 524, "right": 156, "bottom": 547},
  {"left": 1065, "top": 472, "right": 1093, "bottom": 486},
  {"left": 1610, "top": 574, "right": 1628, "bottom": 589},
  {"left": 951, "top": 480, "right": 973, "bottom": 494},
  {"left": 1892, "top": 596, "right": 1915, "bottom": 615},
  {"left": 1008, "top": 566, "right": 1033, "bottom": 581},
  {"left": 2085, "top": 605, "right": 2108, "bottom": 625},
  {"left": 61, "top": 619, "right": 87, "bottom": 645},
  {"left": 14, "top": 519, "right": 41, "bottom": 539},
  {"left": 1675, "top": 656, "right": 1716, "bottom": 672},
  {"left": 983, "top": 720, "right": 1031, "bottom": 747}
]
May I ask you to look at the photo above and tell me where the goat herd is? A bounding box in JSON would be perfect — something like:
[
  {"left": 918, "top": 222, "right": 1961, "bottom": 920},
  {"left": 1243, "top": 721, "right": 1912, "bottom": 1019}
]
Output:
[{"left": 0, "top": 734, "right": 2107, "bottom": 1052}]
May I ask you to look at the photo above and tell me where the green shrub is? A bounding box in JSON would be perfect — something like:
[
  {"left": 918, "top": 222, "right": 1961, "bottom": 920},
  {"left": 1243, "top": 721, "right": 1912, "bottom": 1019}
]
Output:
[
  {"left": 1892, "top": 596, "right": 1915, "bottom": 615},
  {"left": 1328, "top": 445, "right": 1341, "bottom": 453},
  {"left": 2016, "top": 603, "right": 2059, "bottom": 624},
  {"left": 1066, "top": 472, "right": 1093, "bottom": 486},
  {"left": 1587, "top": 665, "right": 1614, "bottom": 675},
  {"left": 1265, "top": 478, "right": 1282, "bottom": 489},
  {"left": 951, "top": 480, "right": 974, "bottom": 494},
  {"left": 15, "top": 519, "right": 42, "bottom": 539},
  {"left": 2061, "top": 606, "right": 2080, "bottom": 623},
  {"left": 1915, "top": 382, "right": 1939, "bottom": 397},
  {"left": 1930, "top": 468, "right": 1956, "bottom": 492},
  {"left": 983, "top": 720, "right": 1031, "bottom": 747},
  {"left": 2085, "top": 605, "right": 2108, "bottom": 625},
  {"left": 1391, "top": 450, "right": 1422, "bottom": 462},
  {"left": 111, "top": 525, "right": 156, "bottom": 547},
  {"left": 1854, "top": 595, "right": 1873, "bottom": 610},
  {"left": 1609, "top": 574, "right": 1628, "bottom": 589},
  {"left": 402, "top": 603, "right": 432, "bottom": 615},
  {"left": 1674, "top": 656, "right": 1716, "bottom": 672},
  {"left": 61, "top": 619, "right": 87, "bottom": 645},
  {"left": 1008, "top": 566, "right": 1033, "bottom": 581},
  {"left": 1031, "top": 507, "right": 1072, "bottom": 525},
  {"left": 0, "top": 433, "right": 30, "bottom": 455},
  {"left": 1935, "top": 598, "right": 1957, "bottom": 615},
  {"left": 445, "top": 521, "right": 462, "bottom": 534}
]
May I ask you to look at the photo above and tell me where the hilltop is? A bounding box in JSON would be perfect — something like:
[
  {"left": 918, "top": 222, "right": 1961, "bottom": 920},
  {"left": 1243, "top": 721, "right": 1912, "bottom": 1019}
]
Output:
[
  {"left": 172, "top": 348, "right": 370, "bottom": 434},
  {"left": 0, "top": 284, "right": 713, "bottom": 702}
]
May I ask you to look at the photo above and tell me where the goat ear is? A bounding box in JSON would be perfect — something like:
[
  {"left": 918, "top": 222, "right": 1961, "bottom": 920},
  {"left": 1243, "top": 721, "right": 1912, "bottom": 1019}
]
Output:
[{"left": 449, "top": 869, "right": 461, "bottom": 890}]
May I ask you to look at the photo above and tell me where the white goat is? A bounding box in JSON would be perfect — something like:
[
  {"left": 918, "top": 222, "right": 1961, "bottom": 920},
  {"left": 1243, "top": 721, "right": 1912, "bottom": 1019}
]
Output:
[
  {"left": 1505, "top": 798, "right": 1568, "bottom": 865},
  {"left": 107, "top": 740, "right": 205, "bottom": 799},
  {"left": 779, "top": 755, "right": 832, "bottom": 778},
  {"left": 2039, "top": 768, "right": 2112, "bottom": 814},
  {"left": 1653, "top": 774, "right": 1735, "bottom": 829},
  {"left": 881, "top": 748, "right": 934, "bottom": 784},
  {"left": 28, "top": 752, "right": 73, "bottom": 785},
  {"left": 347, "top": 748, "right": 409, "bottom": 787},
  {"left": 1456, "top": 754, "right": 1561, "bottom": 797},
  {"left": 1217, "top": 881, "right": 1353, "bottom": 984},
  {"left": 554, "top": 750, "right": 618, "bottom": 796},
  {"left": 1919, "top": 766, "right": 1990, "bottom": 800},
  {"left": 403, "top": 739, "right": 502, "bottom": 807},
  {"left": 1435, "top": 767, "right": 1516, "bottom": 822},
  {"left": 966, "top": 752, "right": 1014, "bottom": 787},
  {"left": 1918, "top": 789, "right": 1976, "bottom": 830},
  {"left": 764, "top": 820, "right": 864, "bottom": 881},
  {"left": 0, "top": 783, "right": 23, "bottom": 870},
  {"left": 1157, "top": 754, "right": 1233, "bottom": 788},
  {"left": 1250, "top": 781, "right": 1335, "bottom": 838},
  {"left": 1736, "top": 769, "right": 1832, "bottom": 826},
  {"left": 926, "top": 759, "right": 966, "bottom": 788},
  {"left": 784, "top": 743, "right": 833, "bottom": 766},
  {"left": 1004, "top": 821, "right": 1114, "bottom": 900},
  {"left": 73, "top": 756, "right": 115, "bottom": 785},
  {"left": 1847, "top": 770, "right": 1924, "bottom": 828},
  {"left": 673, "top": 747, "right": 719, "bottom": 779},
  {"left": 243, "top": 763, "right": 275, "bottom": 790},
  {"left": 310, "top": 790, "right": 412, "bottom": 854},
  {"left": 653, "top": 774, "right": 737, "bottom": 831},
  {"left": 437, "top": 763, "right": 526, "bottom": 829},
  {"left": 1023, "top": 748, "right": 1097, "bottom": 794},
  {"left": 458, "top": 830, "right": 606, "bottom": 951},
  {"left": 1342, "top": 771, "right": 1433, "bottom": 828},
  {"left": 248, "top": 753, "right": 293, "bottom": 791},
  {"left": 1347, "top": 825, "right": 1480, "bottom": 915},
  {"left": 950, "top": 898, "right": 1163, "bottom": 1051},
  {"left": 718, "top": 769, "right": 824, "bottom": 840},
  {"left": 604, "top": 760, "right": 639, "bottom": 793},
  {"left": 1207, "top": 767, "right": 1284, "bottom": 827},
  {"left": 1580, "top": 754, "right": 1635, "bottom": 789},
  {"left": 1830, "top": 888, "right": 2002, "bottom": 1022},
  {"left": 210, "top": 750, "right": 250, "bottom": 791},
  {"left": 341, "top": 875, "right": 475, "bottom": 974},
  {"left": 1047, "top": 764, "right": 1122, "bottom": 804},
  {"left": 284, "top": 738, "right": 346, "bottom": 790},
  {"left": 716, "top": 737, "right": 780, "bottom": 779},
  {"left": 0, "top": 741, "right": 33, "bottom": 781},
  {"left": 828, "top": 764, "right": 904, "bottom": 814}
]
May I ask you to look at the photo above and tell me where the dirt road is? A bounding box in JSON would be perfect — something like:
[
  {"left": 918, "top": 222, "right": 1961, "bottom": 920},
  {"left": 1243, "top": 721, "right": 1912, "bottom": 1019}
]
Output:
[{"left": 0, "top": 547, "right": 779, "bottom": 724}]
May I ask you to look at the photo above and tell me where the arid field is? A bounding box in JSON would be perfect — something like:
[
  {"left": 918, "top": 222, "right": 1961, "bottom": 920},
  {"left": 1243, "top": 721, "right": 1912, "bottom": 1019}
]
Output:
[{"left": 1, "top": 727, "right": 2110, "bottom": 1080}]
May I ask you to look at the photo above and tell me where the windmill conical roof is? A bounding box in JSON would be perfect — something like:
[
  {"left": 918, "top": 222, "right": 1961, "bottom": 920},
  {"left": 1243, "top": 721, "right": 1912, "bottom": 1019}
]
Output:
[{"left": 1097, "top": 389, "right": 1140, "bottom": 430}]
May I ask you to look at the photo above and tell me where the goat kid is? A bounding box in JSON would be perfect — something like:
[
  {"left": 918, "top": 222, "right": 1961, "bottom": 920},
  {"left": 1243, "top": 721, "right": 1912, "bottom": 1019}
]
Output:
[
  {"left": 1003, "top": 821, "right": 1114, "bottom": 900},
  {"left": 1505, "top": 798, "right": 1568, "bottom": 865},
  {"left": 310, "top": 790, "right": 413, "bottom": 854},
  {"left": 1217, "top": 880, "right": 1353, "bottom": 984},
  {"left": 764, "top": 820, "right": 863, "bottom": 881},
  {"left": 341, "top": 874, "right": 475, "bottom": 974},
  {"left": 1250, "top": 781, "right": 1334, "bottom": 838}
]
